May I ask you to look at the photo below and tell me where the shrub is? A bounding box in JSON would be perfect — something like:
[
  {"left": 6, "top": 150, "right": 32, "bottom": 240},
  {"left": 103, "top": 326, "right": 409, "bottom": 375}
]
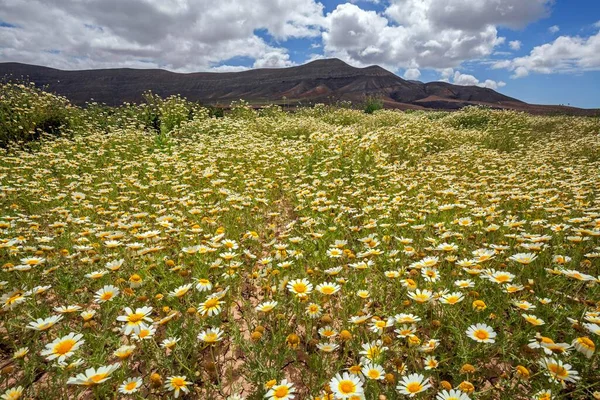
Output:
[
  {"left": 0, "top": 81, "right": 75, "bottom": 146},
  {"left": 363, "top": 96, "right": 384, "bottom": 114}
]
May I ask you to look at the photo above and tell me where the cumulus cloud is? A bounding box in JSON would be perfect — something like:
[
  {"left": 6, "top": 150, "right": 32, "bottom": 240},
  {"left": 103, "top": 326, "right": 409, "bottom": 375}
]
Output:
[
  {"left": 322, "top": 0, "right": 550, "bottom": 71},
  {"left": 509, "top": 40, "right": 522, "bottom": 51},
  {"left": 549, "top": 25, "right": 560, "bottom": 34},
  {"left": 493, "top": 31, "right": 600, "bottom": 78},
  {"left": 0, "top": 0, "right": 324, "bottom": 71},
  {"left": 444, "top": 70, "right": 506, "bottom": 89},
  {"left": 403, "top": 68, "right": 421, "bottom": 80}
]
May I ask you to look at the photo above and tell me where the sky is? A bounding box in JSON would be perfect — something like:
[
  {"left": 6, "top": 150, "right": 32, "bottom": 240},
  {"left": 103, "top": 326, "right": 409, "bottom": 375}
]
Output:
[{"left": 1, "top": 0, "right": 599, "bottom": 107}]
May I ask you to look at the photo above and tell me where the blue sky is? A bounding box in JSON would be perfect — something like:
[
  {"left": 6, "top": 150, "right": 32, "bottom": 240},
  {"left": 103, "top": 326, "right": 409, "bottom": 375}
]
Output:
[{"left": 1, "top": 0, "right": 599, "bottom": 107}]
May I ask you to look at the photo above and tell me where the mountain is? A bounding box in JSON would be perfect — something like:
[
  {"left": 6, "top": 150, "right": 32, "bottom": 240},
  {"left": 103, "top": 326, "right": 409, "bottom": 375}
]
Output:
[{"left": 1, "top": 59, "right": 597, "bottom": 115}]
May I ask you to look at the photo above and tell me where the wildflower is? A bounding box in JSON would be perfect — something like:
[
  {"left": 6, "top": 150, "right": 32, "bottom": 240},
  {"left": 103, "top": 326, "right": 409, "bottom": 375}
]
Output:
[
  {"left": 41, "top": 332, "right": 84, "bottom": 362},
  {"left": 195, "top": 278, "right": 213, "bottom": 292},
  {"left": 329, "top": 372, "right": 364, "bottom": 399},
  {"left": 198, "top": 297, "right": 224, "bottom": 316},
  {"left": 119, "top": 377, "right": 143, "bottom": 394},
  {"left": 509, "top": 253, "right": 537, "bottom": 265},
  {"left": 572, "top": 336, "right": 595, "bottom": 358},
  {"left": 265, "top": 379, "right": 295, "bottom": 400},
  {"left": 114, "top": 344, "right": 136, "bottom": 360},
  {"left": 1, "top": 386, "right": 23, "bottom": 400},
  {"left": 169, "top": 283, "right": 193, "bottom": 298},
  {"left": 539, "top": 358, "right": 580, "bottom": 383},
  {"left": 26, "top": 315, "right": 63, "bottom": 331},
  {"left": 117, "top": 306, "right": 153, "bottom": 334},
  {"left": 198, "top": 327, "right": 224, "bottom": 344},
  {"left": 67, "top": 364, "right": 120, "bottom": 385},
  {"left": 316, "top": 282, "right": 341, "bottom": 295},
  {"left": 165, "top": 375, "right": 191, "bottom": 398},
  {"left": 287, "top": 278, "right": 313, "bottom": 296},
  {"left": 436, "top": 389, "right": 471, "bottom": 400},
  {"left": 362, "top": 363, "right": 385, "bottom": 380},
  {"left": 397, "top": 373, "right": 431, "bottom": 397},
  {"left": 466, "top": 323, "right": 496, "bottom": 343},
  {"left": 256, "top": 301, "right": 278, "bottom": 313},
  {"left": 94, "top": 285, "right": 120, "bottom": 303}
]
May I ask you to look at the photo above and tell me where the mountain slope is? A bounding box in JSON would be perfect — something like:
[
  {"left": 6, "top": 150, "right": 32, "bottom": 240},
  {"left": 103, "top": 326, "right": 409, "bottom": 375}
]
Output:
[{"left": 0, "top": 59, "right": 597, "bottom": 115}]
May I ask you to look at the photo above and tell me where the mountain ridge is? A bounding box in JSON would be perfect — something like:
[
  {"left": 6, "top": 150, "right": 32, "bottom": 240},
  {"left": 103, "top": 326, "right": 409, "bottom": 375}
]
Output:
[{"left": 1, "top": 59, "right": 598, "bottom": 115}]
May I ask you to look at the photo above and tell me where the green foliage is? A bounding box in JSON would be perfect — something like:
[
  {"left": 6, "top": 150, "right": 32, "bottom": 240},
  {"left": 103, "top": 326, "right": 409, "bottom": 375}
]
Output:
[
  {"left": 0, "top": 82, "right": 75, "bottom": 146},
  {"left": 362, "top": 96, "right": 384, "bottom": 114},
  {"left": 230, "top": 100, "right": 257, "bottom": 120}
]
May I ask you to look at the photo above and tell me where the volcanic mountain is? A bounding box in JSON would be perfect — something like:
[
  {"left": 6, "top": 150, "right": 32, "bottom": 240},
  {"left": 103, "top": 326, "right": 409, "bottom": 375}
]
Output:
[{"left": 0, "top": 59, "right": 597, "bottom": 115}]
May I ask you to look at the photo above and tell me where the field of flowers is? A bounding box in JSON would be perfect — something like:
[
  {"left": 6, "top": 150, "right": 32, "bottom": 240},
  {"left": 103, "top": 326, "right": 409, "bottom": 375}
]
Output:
[{"left": 1, "top": 101, "right": 600, "bottom": 399}]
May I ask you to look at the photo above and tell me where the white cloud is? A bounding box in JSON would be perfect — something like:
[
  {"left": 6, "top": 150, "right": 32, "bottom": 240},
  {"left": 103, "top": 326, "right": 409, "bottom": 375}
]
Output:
[
  {"left": 386, "top": 0, "right": 551, "bottom": 31},
  {"left": 253, "top": 51, "right": 295, "bottom": 69},
  {"left": 450, "top": 70, "right": 506, "bottom": 89},
  {"left": 549, "top": 25, "right": 560, "bottom": 34},
  {"left": 493, "top": 31, "right": 600, "bottom": 78},
  {"left": 0, "top": 0, "right": 325, "bottom": 71},
  {"left": 322, "top": 0, "right": 550, "bottom": 71},
  {"left": 403, "top": 68, "right": 421, "bottom": 80},
  {"left": 509, "top": 40, "right": 522, "bottom": 51}
]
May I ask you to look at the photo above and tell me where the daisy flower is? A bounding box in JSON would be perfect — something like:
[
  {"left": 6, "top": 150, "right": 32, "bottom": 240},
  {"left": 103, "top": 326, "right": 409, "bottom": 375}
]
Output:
[
  {"left": 198, "top": 296, "right": 224, "bottom": 316},
  {"left": 466, "top": 323, "right": 497, "bottom": 343},
  {"left": 397, "top": 373, "right": 431, "bottom": 397},
  {"left": 117, "top": 306, "right": 153, "bottom": 335},
  {"left": 119, "top": 377, "right": 143, "bottom": 394},
  {"left": 67, "top": 364, "right": 120, "bottom": 386},
  {"left": 316, "top": 282, "right": 341, "bottom": 295},
  {"left": 40, "top": 332, "right": 84, "bottom": 362},
  {"left": 522, "top": 314, "right": 545, "bottom": 326},
  {"left": 436, "top": 389, "right": 471, "bottom": 400},
  {"left": 287, "top": 278, "right": 313, "bottom": 296},
  {"left": 94, "top": 285, "right": 120, "bottom": 303},
  {"left": 165, "top": 375, "right": 191, "bottom": 398},
  {"left": 265, "top": 379, "right": 295, "bottom": 400},
  {"left": 362, "top": 363, "right": 385, "bottom": 380},
  {"left": 509, "top": 253, "right": 537, "bottom": 265},
  {"left": 329, "top": 372, "right": 364, "bottom": 399},
  {"left": 1, "top": 386, "right": 23, "bottom": 400},
  {"left": 572, "top": 336, "right": 595, "bottom": 358},
  {"left": 538, "top": 358, "right": 580, "bottom": 383},
  {"left": 316, "top": 343, "right": 339, "bottom": 353},
  {"left": 407, "top": 289, "right": 433, "bottom": 304},
  {"left": 256, "top": 301, "right": 278, "bottom": 313},
  {"left": 169, "top": 283, "right": 193, "bottom": 298},
  {"left": 198, "top": 327, "right": 224, "bottom": 344},
  {"left": 26, "top": 315, "right": 63, "bottom": 331}
]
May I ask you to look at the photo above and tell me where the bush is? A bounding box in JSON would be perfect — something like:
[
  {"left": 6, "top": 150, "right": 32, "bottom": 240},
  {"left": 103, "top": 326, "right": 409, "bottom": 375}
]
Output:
[
  {"left": 0, "top": 81, "right": 76, "bottom": 146},
  {"left": 363, "top": 96, "right": 384, "bottom": 114}
]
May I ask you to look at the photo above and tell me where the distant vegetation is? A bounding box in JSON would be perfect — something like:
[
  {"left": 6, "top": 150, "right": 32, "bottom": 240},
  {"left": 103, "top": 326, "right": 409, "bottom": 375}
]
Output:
[{"left": 1, "top": 80, "right": 599, "bottom": 156}]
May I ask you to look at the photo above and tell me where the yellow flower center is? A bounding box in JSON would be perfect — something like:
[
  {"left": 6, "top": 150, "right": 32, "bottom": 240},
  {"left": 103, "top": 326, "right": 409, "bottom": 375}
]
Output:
[
  {"left": 339, "top": 380, "right": 356, "bottom": 394},
  {"left": 204, "top": 298, "right": 219, "bottom": 309},
  {"left": 406, "top": 382, "right": 423, "bottom": 393},
  {"left": 475, "top": 330, "right": 489, "bottom": 340},
  {"left": 293, "top": 283, "right": 307, "bottom": 293},
  {"left": 89, "top": 373, "right": 108, "bottom": 384},
  {"left": 128, "top": 313, "right": 144, "bottom": 323},
  {"left": 204, "top": 333, "right": 218, "bottom": 342},
  {"left": 321, "top": 286, "right": 335, "bottom": 295},
  {"left": 368, "top": 370, "right": 380, "bottom": 379},
  {"left": 100, "top": 292, "right": 113, "bottom": 300},
  {"left": 274, "top": 386, "right": 289, "bottom": 398},
  {"left": 548, "top": 364, "right": 568, "bottom": 379},
  {"left": 171, "top": 377, "right": 186, "bottom": 389},
  {"left": 54, "top": 339, "right": 76, "bottom": 355},
  {"left": 125, "top": 381, "right": 138, "bottom": 391}
]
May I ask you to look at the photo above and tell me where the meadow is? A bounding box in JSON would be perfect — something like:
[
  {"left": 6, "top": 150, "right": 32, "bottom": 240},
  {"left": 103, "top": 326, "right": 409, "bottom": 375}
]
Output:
[{"left": 1, "top": 83, "right": 600, "bottom": 399}]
